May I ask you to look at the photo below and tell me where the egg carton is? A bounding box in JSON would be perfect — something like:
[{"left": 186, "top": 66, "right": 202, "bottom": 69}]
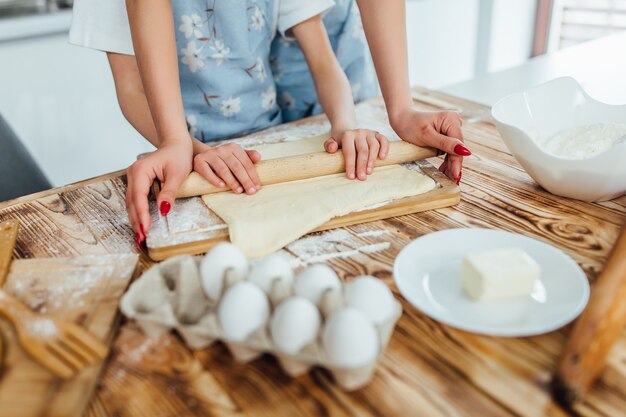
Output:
[{"left": 120, "top": 248, "right": 402, "bottom": 391}]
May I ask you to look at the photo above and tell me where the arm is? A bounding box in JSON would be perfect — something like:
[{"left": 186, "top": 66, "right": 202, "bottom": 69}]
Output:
[
  {"left": 120, "top": 0, "right": 193, "bottom": 243},
  {"left": 292, "top": 16, "right": 389, "bottom": 181},
  {"left": 356, "top": 0, "right": 470, "bottom": 183},
  {"left": 107, "top": 52, "right": 209, "bottom": 154},
  {"left": 122, "top": 0, "right": 261, "bottom": 244}
]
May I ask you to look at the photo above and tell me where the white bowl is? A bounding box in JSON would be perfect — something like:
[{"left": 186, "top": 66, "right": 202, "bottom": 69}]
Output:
[{"left": 491, "top": 77, "right": 626, "bottom": 201}]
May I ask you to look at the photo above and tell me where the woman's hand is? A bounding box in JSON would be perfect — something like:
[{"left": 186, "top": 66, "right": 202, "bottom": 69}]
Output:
[
  {"left": 126, "top": 140, "right": 193, "bottom": 246},
  {"left": 193, "top": 143, "right": 262, "bottom": 195},
  {"left": 324, "top": 129, "right": 389, "bottom": 180},
  {"left": 390, "top": 108, "right": 470, "bottom": 184}
]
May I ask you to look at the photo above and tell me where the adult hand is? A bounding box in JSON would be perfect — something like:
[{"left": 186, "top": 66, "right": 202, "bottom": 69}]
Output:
[
  {"left": 390, "top": 108, "right": 470, "bottom": 184},
  {"left": 126, "top": 140, "right": 193, "bottom": 246}
]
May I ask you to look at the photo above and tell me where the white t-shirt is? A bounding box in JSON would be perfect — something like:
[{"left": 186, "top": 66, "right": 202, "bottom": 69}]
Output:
[{"left": 69, "top": 0, "right": 334, "bottom": 55}]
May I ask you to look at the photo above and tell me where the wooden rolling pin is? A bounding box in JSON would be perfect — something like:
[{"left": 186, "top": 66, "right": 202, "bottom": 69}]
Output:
[
  {"left": 551, "top": 224, "right": 626, "bottom": 407},
  {"left": 175, "top": 141, "right": 438, "bottom": 198}
]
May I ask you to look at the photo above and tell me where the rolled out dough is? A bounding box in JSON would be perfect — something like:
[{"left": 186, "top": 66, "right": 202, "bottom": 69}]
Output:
[
  {"left": 202, "top": 165, "right": 436, "bottom": 258},
  {"left": 250, "top": 134, "right": 329, "bottom": 160}
]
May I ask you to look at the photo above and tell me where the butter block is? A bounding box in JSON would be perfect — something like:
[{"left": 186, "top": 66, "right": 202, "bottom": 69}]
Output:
[{"left": 461, "top": 248, "right": 540, "bottom": 301}]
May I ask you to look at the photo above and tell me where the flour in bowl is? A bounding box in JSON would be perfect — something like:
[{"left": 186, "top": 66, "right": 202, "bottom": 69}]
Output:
[{"left": 538, "top": 122, "right": 626, "bottom": 159}]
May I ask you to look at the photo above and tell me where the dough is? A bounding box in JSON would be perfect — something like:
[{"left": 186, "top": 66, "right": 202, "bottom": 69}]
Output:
[
  {"left": 203, "top": 165, "right": 436, "bottom": 258},
  {"left": 251, "top": 134, "right": 329, "bottom": 160}
]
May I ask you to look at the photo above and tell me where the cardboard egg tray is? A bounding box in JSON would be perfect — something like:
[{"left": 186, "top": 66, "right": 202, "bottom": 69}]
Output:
[{"left": 120, "top": 254, "right": 402, "bottom": 390}]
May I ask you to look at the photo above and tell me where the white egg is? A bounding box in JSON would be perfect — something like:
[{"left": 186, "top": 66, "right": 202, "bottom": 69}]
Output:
[
  {"left": 218, "top": 281, "right": 269, "bottom": 342},
  {"left": 248, "top": 253, "right": 294, "bottom": 294},
  {"left": 270, "top": 297, "right": 321, "bottom": 355},
  {"left": 322, "top": 308, "right": 379, "bottom": 368},
  {"left": 294, "top": 264, "right": 341, "bottom": 305},
  {"left": 200, "top": 243, "right": 249, "bottom": 301},
  {"left": 344, "top": 276, "right": 395, "bottom": 325}
]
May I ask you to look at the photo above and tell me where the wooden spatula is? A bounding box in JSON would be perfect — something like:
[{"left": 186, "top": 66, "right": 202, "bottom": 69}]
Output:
[
  {"left": 0, "top": 219, "right": 108, "bottom": 379},
  {"left": 0, "top": 219, "right": 18, "bottom": 284},
  {"left": 0, "top": 220, "right": 20, "bottom": 371}
]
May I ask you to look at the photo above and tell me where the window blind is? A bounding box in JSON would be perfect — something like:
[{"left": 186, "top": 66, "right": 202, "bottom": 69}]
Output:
[{"left": 559, "top": 0, "right": 626, "bottom": 48}]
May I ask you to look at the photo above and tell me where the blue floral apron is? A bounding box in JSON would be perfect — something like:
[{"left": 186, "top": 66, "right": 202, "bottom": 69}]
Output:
[
  {"left": 173, "top": 0, "right": 281, "bottom": 142},
  {"left": 270, "top": 0, "right": 378, "bottom": 122}
]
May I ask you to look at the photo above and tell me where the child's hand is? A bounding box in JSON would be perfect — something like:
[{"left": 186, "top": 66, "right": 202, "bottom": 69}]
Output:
[
  {"left": 390, "top": 108, "right": 470, "bottom": 184},
  {"left": 193, "top": 143, "right": 261, "bottom": 195},
  {"left": 324, "top": 129, "right": 389, "bottom": 181},
  {"left": 126, "top": 140, "right": 193, "bottom": 246}
]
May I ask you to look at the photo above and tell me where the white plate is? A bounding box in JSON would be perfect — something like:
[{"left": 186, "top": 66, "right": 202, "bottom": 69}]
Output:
[{"left": 393, "top": 228, "right": 590, "bottom": 337}]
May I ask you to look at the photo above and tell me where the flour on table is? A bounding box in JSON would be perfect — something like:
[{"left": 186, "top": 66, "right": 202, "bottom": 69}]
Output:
[
  {"left": 537, "top": 122, "right": 626, "bottom": 159},
  {"left": 285, "top": 228, "right": 392, "bottom": 265}
]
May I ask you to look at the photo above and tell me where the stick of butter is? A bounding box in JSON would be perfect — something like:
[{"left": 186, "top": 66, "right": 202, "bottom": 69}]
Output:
[{"left": 461, "top": 248, "right": 540, "bottom": 301}]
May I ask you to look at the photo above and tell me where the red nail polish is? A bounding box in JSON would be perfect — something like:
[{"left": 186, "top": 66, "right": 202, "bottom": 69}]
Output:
[
  {"left": 456, "top": 171, "right": 462, "bottom": 185},
  {"left": 454, "top": 144, "right": 472, "bottom": 156},
  {"left": 160, "top": 201, "right": 171, "bottom": 216},
  {"left": 135, "top": 232, "right": 142, "bottom": 247}
]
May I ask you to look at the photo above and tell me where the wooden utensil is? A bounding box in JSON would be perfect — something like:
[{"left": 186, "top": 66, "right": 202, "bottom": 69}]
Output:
[
  {"left": 0, "top": 219, "right": 108, "bottom": 379},
  {"left": 0, "top": 290, "right": 109, "bottom": 378},
  {"left": 175, "top": 140, "right": 438, "bottom": 198},
  {"left": 0, "top": 255, "right": 139, "bottom": 417},
  {"left": 0, "top": 220, "right": 19, "bottom": 374},
  {"left": 0, "top": 219, "right": 19, "bottom": 283},
  {"left": 551, "top": 224, "right": 626, "bottom": 407}
]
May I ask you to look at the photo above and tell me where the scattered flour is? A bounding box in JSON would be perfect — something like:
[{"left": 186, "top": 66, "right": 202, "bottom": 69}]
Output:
[
  {"left": 28, "top": 318, "right": 58, "bottom": 338},
  {"left": 286, "top": 229, "right": 392, "bottom": 265},
  {"left": 537, "top": 122, "right": 626, "bottom": 159},
  {"left": 356, "top": 230, "right": 390, "bottom": 238}
]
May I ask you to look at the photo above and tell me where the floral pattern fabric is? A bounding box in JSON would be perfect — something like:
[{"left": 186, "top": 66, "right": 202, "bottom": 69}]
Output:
[
  {"left": 270, "top": 0, "right": 378, "bottom": 122},
  {"left": 173, "top": 0, "right": 281, "bottom": 142},
  {"left": 173, "top": 0, "right": 377, "bottom": 143}
]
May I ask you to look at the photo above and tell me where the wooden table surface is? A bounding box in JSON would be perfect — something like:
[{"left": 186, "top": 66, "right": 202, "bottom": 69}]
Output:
[{"left": 1, "top": 89, "right": 625, "bottom": 417}]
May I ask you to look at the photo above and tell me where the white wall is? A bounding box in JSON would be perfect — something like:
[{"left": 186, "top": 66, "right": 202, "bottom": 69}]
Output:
[
  {"left": 487, "top": 0, "right": 537, "bottom": 73},
  {"left": 406, "top": 0, "right": 537, "bottom": 88},
  {"left": 406, "top": 0, "right": 480, "bottom": 89},
  {"left": 0, "top": 33, "right": 152, "bottom": 187}
]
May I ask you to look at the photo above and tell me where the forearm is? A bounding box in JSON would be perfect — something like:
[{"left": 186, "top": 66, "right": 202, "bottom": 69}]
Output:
[
  {"left": 115, "top": 88, "right": 208, "bottom": 154},
  {"left": 356, "top": 0, "right": 413, "bottom": 123},
  {"left": 292, "top": 16, "right": 357, "bottom": 136},
  {"left": 312, "top": 63, "right": 357, "bottom": 136},
  {"left": 126, "top": 0, "right": 189, "bottom": 146},
  {"left": 107, "top": 52, "right": 209, "bottom": 154}
]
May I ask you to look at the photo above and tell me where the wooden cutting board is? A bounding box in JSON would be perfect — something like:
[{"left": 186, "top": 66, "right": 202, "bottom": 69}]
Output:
[
  {"left": 0, "top": 254, "right": 139, "bottom": 417},
  {"left": 146, "top": 160, "right": 460, "bottom": 260}
]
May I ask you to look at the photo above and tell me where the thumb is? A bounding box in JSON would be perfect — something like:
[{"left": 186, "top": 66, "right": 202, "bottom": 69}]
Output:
[
  {"left": 157, "top": 170, "right": 187, "bottom": 217},
  {"left": 430, "top": 130, "right": 472, "bottom": 156},
  {"left": 324, "top": 137, "right": 339, "bottom": 153}
]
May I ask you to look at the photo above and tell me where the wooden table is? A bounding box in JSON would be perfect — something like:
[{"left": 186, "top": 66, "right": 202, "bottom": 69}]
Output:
[{"left": 1, "top": 90, "right": 625, "bottom": 417}]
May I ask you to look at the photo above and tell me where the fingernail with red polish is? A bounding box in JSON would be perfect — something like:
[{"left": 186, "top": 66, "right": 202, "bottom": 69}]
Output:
[
  {"left": 135, "top": 232, "right": 142, "bottom": 248},
  {"left": 160, "top": 201, "right": 171, "bottom": 217},
  {"left": 454, "top": 144, "right": 472, "bottom": 156},
  {"left": 456, "top": 171, "right": 462, "bottom": 186}
]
